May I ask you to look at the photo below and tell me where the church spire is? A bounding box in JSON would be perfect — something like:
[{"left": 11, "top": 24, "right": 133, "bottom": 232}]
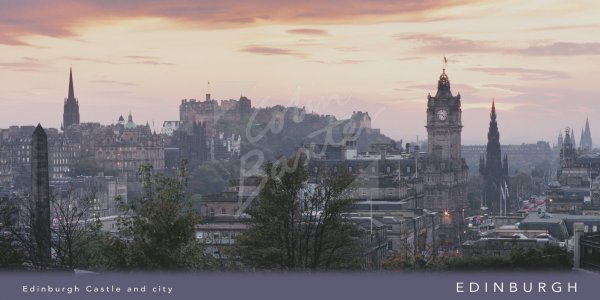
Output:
[
  {"left": 580, "top": 128, "right": 585, "bottom": 150},
  {"left": 490, "top": 99, "right": 496, "bottom": 121},
  {"left": 68, "top": 67, "right": 75, "bottom": 100},
  {"left": 63, "top": 67, "right": 80, "bottom": 129},
  {"left": 583, "top": 117, "right": 593, "bottom": 150}
]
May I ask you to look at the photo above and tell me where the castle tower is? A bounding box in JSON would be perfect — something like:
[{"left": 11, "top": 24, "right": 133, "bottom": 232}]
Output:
[
  {"left": 62, "top": 68, "right": 80, "bottom": 129},
  {"left": 31, "top": 124, "right": 51, "bottom": 265},
  {"left": 422, "top": 68, "right": 469, "bottom": 211}
]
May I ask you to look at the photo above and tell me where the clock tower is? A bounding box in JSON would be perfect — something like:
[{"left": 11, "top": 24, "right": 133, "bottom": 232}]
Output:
[
  {"left": 422, "top": 69, "right": 469, "bottom": 211},
  {"left": 426, "top": 69, "right": 462, "bottom": 161}
]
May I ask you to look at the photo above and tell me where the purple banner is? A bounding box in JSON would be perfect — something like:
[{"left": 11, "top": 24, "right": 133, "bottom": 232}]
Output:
[{"left": 0, "top": 271, "right": 598, "bottom": 300}]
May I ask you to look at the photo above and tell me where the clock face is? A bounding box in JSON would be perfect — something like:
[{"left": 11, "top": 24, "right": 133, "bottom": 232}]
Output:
[{"left": 437, "top": 109, "right": 448, "bottom": 121}]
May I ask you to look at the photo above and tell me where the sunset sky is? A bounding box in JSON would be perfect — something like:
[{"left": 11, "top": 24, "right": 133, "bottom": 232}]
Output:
[{"left": 1, "top": 0, "right": 599, "bottom": 145}]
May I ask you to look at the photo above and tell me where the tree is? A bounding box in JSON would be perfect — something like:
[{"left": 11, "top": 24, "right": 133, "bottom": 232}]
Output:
[
  {"left": 0, "top": 194, "right": 27, "bottom": 269},
  {"left": 442, "top": 245, "right": 571, "bottom": 271},
  {"left": 51, "top": 186, "right": 102, "bottom": 269},
  {"left": 115, "top": 162, "right": 206, "bottom": 270},
  {"left": 235, "top": 154, "right": 364, "bottom": 271},
  {"left": 188, "top": 162, "right": 229, "bottom": 196}
]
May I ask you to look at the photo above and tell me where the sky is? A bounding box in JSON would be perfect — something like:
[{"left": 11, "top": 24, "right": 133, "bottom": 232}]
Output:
[{"left": 1, "top": 0, "right": 599, "bottom": 145}]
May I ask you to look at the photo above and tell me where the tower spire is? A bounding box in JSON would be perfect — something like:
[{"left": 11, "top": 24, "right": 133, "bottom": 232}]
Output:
[
  {"left": 68, "top": 67, "right": 75, "bottom": 100},
  {"left": 484, "top": 99, "right": 506, "bottom": 215},
  {"left": 584, "top": 117, "right": 593, "bottom": 150},
  {"left": 63, "top": 67, "right": 80, "bottom": 129}
]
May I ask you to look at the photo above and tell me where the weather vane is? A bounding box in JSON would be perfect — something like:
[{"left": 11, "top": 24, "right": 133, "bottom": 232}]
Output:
[{"left": 443, "top": 56, "right": 448, "bottom": 71}]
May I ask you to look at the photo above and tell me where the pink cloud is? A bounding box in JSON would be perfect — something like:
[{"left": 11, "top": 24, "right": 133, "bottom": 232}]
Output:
[
  {"left": 397, "top": 33, "right": 600, "bottom": 57},
  {"left": 240, "top": 46, "right": 306, "bottom": 57},
  {"left": 466, "top": 67, "right": 569, "bottom": 80},
  {"left": 286, "top": 28, "right": 329, "bottom": 36},
  {"left": 0, "top": 0, "right": 474, "bottom": 45}
]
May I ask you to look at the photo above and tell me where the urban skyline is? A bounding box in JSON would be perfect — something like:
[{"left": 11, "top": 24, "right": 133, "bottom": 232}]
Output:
[{"left": 1, "top": 0, "right": 599, "bottom": 145}]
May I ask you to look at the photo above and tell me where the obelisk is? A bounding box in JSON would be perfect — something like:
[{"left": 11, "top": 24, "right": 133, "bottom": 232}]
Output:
[{"left": 31, "top": 123, "right": 51, "bottom": 266}]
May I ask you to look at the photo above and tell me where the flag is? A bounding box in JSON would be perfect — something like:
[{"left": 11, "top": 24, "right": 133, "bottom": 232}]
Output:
[{"left": 444, "top": 56, "right": 447, "bottom": 64}]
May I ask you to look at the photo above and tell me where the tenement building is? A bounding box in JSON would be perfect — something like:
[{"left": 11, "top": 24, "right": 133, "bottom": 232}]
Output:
[{"left": 94, "top": 113, "right": 164, "bottom": 179}]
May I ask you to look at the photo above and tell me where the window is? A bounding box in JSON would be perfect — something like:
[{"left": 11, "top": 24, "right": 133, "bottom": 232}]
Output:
[
  {"left": 221, "top": 208, "right": 226, "bottom": 215},
  {"left": 387, "top": 226, "right": 393, "bottom": 231},
  {"left": 584, "top": 225, "right": 589, "bottom": 233},
  {"left": 593, "top": 225, "right": 598, "bottom": 232},
  {"left": 209, "top": 208, "right": 215, "bottom": 217},
  {"left": 386, "top": 166, "right": 390, "bottom": 173},
  {"left": 387, "top": 241, "right": 393, "bottom": 250}
]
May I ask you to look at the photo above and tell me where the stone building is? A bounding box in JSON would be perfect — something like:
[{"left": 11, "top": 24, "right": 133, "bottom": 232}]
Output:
[
  {"left": 52, "top": 175, "right": 128, "bottom": 218},
  {"left": 420, "top": 68, "right": 470, "bottom": 248},
  {"left": 350, "top": 111, "right": 372, "bottom": 130},
  {"left": 161, "top": 121, "right": 180, "bottom": 136},
  {"left": 93, "top": 113, "right": 164, "bottom": 179},
  {"left": 346, "top": 210, "right": 441, "bottom": 264},
  {"left": 47, "top": 129, "right": 79, "bottom": 181},
  {"left": 179, "top": 94, "right": 251, "bottom": 135},
  {"left": 0, "top": 126, "right": 33, "bottom": 187},
  {"left": 0, "top": 126, "right": 78, "bottom": 187},
  {"left": 304, "top": 138, "right": 424, "bottom": 209}
]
